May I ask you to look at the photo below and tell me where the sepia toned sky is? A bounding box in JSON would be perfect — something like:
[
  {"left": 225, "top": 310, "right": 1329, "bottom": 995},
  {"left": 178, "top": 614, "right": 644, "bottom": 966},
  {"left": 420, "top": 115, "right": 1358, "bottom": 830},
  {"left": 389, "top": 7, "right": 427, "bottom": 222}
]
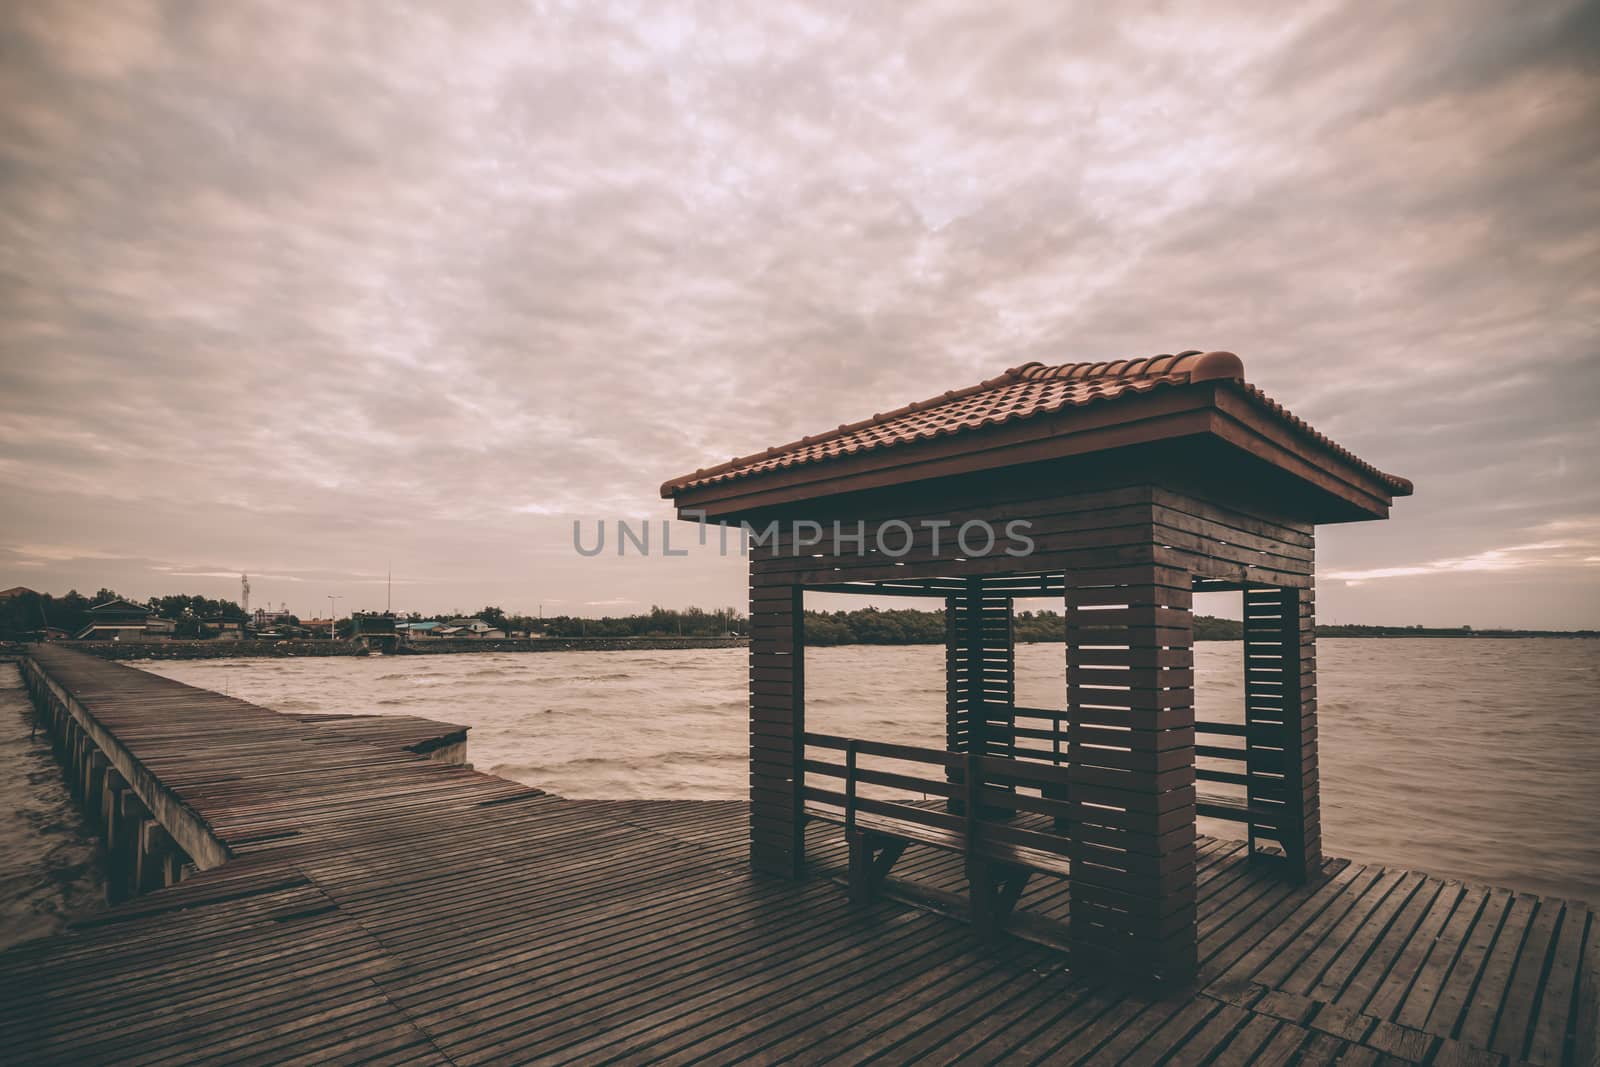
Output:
[{"left": 1, "top": 1, "right": 1596, "bottom": 627}]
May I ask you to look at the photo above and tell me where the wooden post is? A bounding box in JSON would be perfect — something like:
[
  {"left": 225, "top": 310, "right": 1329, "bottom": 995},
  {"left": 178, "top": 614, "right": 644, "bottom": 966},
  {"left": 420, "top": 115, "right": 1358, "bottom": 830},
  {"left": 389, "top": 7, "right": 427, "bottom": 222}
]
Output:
[
  {"left": 1066, "top": 563, "right": 1197, "bottom": 988},
  {"left": 843, "top": 740, "right": 858, "bottom": 834},
  {"left": 65, "top": 721, "right": 84, "bottom": 798},
  {"left": 1244, "top": 586, "right": 1321, "bottom": 881},
  {"left": 110, "top": 790, "right": 149, "bottom": 903},
  {"left": 945, "top": 592, "right": 965, "bottom": 811},
  {"left": 964, "top": 751, "right": 990, "bottom": 935},
  {"left": 137, "top": 819, "right": 176, "bottom": 894},
  {"left": 749, "top": 580, "right": 805, "bottom": 879},
  {"left": 101, "top": 768, "right": 127, "bottom": 835},
  {"left": 963, "top": 752, "right": 981, "bottom": 842},
  {"left": 83, "top": 750, "right": 108, "bottom": 829},
  {"left": 845, "top": 740, "right": 867, "bottom": 904}
]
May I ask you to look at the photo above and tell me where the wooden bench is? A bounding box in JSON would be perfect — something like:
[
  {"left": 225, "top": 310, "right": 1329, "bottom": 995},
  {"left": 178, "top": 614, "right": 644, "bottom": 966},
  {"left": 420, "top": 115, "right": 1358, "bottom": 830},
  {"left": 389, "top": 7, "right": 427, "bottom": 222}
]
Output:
[{"left": 804, "top": 735, "right": 1075, "bottom": 936}]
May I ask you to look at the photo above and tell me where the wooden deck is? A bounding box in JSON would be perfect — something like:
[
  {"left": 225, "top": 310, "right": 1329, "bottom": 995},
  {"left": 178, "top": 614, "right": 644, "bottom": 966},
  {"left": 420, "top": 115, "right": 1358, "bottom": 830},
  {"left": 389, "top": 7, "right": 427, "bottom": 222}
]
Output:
[{"left": 3, "top": 646, "right": 1594, "bottom": 1066}]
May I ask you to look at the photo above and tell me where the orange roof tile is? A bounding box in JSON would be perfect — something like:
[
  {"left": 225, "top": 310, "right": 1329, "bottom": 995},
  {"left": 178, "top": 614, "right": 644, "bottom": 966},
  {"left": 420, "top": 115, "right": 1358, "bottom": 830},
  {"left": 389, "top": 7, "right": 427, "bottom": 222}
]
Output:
[{"left": 663, "top": 351, "right": 1410, "bottom": 497}]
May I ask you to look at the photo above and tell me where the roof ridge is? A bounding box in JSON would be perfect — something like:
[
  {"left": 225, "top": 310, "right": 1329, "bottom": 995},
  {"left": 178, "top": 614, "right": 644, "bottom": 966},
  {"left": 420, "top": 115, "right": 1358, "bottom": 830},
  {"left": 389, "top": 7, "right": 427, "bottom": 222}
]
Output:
[{"left": 1012, "top": 350, "right": 1244, "bottom": 383}]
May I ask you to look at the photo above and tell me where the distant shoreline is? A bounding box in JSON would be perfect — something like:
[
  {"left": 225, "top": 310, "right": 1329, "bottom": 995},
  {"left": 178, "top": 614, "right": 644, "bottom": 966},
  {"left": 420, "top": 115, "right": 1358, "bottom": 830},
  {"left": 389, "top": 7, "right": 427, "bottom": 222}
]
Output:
[
  {"left": 4, "top": 628, "right": 1592, "bottom": 662},
  {"left": 46, "top": 636, "right": 748, "bottom": 661}
]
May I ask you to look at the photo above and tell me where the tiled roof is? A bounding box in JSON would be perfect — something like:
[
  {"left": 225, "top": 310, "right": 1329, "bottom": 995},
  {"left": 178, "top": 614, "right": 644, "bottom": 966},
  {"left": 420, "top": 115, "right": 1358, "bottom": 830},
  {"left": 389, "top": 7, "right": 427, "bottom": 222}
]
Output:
[{"left": 662, "top": 351, "right": 1410, "bottom": 496}]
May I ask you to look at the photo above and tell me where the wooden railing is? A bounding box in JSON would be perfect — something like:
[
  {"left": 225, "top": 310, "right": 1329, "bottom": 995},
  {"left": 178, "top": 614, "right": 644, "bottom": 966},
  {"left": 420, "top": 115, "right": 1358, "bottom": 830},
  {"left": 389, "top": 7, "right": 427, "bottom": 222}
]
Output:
[
  {"left": 807, "top": 714, "right": 1273, "bottom": 836},
  {"left": 1007, "top": 712, "right": 1272, "bottom": 822},
  {"left": 804, "top": 728, "right": 1288, "bottom": 932},
  {"left": 1011, "top": 705, "right": 1067, "bottom": 763},
  {"left": 1195, "top": 718, "right": 1292, "bottom": 829},
  {"left": 803, "top": 733, "right": 1074, "bottom": 871},
  {"left": 920, "top": 707, "right": 1273, "bottom": 829}
]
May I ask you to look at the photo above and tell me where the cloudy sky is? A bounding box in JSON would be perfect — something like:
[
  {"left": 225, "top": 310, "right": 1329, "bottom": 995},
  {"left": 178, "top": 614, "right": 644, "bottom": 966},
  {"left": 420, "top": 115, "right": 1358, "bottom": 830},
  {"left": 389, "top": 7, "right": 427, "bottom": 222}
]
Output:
[{"left": 1, "top": 1, "right": 1596, "bottom": 627}]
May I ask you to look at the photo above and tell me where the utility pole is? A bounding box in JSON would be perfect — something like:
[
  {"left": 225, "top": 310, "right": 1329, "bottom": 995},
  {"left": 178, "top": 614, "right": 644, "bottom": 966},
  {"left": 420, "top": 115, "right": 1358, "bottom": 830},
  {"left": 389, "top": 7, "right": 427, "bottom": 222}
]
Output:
[{"left": 328, "top": 594, "right": 343, "bottom": 640}]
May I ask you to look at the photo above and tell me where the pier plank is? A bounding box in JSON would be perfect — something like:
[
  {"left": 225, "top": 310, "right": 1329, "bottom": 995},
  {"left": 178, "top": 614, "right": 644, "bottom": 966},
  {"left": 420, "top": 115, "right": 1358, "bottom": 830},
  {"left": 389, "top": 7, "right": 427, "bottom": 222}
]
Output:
[
  {"left": 1359, "top": 879, "right": 1467, "bottom": 1020},
  {"left": 1491, "top": 897, "right": 1567, "bottom": 1059},
  {"left": 1525, "top": 901, "right": 1590, "bottom": 1065},
  {"left": 1456, "top": 893, "right": 1540, "bottom": 1048}
]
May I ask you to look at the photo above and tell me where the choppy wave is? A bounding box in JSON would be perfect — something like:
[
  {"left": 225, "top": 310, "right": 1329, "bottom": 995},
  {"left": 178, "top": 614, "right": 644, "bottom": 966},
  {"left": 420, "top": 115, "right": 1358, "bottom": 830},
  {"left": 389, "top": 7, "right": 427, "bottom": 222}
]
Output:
[{"left": 0, "top": 666, "right": 106, "bottom": 950}]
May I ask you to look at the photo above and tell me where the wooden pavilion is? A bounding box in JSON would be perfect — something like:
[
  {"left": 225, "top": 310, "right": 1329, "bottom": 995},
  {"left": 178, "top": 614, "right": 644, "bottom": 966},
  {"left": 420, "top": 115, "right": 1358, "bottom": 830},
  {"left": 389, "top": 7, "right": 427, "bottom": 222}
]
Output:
[{"left": 661, "top": 350, "right": 1412, "bottom": 988}]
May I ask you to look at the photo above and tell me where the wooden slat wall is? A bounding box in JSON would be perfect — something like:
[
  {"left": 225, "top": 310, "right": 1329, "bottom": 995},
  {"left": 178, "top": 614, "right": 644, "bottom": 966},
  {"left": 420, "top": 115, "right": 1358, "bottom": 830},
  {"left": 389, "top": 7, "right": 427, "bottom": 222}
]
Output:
[
  {"left": 1147, "top": 486, "right": 1316, "bottom": 589},
  {"left": 745, "top": 485, "right": 1315, "bottom": 592},
  {"left": 945, "top": 580, "right": 1016, "bottom": 809},
  {"left": 1244, "top": 586, "right": 1322, "bottom": 880},
  {"left": 750, "top": 583, "right": 805, "bottom": 878},
  {"left": 1066, "top": 563, "right": 1198, "bottom": 987}
]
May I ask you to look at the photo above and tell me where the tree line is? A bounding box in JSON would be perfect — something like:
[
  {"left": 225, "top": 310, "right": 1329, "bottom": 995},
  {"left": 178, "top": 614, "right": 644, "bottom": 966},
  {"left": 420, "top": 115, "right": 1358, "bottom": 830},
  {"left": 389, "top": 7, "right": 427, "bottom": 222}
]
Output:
[
  {"left": 0, "top": 588, "right": 249, "bottom": 640},
  {"left": 447, "top": 604, "right": 747, "bottom": 639},
  {"left": 13, "top": 589, "right": 1555, "bottom": 645},
  {"left": 3, "top": 592, "right": 1250, "bottom": 644}
]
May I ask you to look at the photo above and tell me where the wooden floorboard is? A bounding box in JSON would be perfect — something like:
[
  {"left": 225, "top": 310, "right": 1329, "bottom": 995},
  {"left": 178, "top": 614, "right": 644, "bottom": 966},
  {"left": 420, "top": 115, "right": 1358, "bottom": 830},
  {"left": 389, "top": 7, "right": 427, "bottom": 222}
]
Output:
[{"left": 4, "top": 647, "right": 1593, "bottom": 1066}]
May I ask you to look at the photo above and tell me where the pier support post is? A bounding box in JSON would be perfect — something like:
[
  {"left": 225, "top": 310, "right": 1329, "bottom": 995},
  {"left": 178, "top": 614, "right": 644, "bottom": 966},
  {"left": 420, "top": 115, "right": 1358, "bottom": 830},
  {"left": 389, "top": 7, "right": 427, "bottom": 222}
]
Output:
[
  {"left": 55, "top": 713, "right": 71, "bottom": 769},
  {"left": 109, "top": 790, "right": 150, "bottom": 903},
  {"left": 748, "top": 580, "right": 805, "bottom": 880},
  {"left": 67, "top": 722, "right": 88, "bottom": 801},
  {"left": 138, "top": 821, "right": 178, "bottom": 894},
  {"left": 83, "top": 750, "right": 108, "bottom": 829},
  {"left": 102, "top": 768, "right": 127, "bottom": 832},
  {"left": 1066, "top": 564, "right": 1198, "bottom": 989}
]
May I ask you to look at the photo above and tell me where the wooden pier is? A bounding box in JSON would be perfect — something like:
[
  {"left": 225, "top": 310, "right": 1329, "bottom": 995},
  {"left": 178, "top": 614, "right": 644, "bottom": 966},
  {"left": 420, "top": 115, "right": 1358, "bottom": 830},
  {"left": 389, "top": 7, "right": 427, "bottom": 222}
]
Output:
[{"left": 3, "top": 646, "right": 1594, "bottom": 1065}]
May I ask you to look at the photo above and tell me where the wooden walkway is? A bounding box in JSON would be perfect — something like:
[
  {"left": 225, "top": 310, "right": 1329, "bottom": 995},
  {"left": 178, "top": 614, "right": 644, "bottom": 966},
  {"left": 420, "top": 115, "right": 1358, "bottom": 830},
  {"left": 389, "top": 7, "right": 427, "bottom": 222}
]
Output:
[{"left": 2, "top": 647, "right": 1594, "bottom": 1066}]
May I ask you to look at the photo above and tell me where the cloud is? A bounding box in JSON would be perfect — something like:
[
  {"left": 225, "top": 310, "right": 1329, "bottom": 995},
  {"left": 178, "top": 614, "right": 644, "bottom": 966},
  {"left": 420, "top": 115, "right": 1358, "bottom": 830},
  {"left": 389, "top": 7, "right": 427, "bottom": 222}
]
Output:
[
  {"left": 164, "top": 570, "right": 306, "bottom": 583},
  {"left": 0, "top": 1, "right": 1595, "bottom": 625},
  {"left": 1329, "top": 542, "right": 1600, "bottom": 585},
  {"left": 10, "top": 545, "right": 132, "bottom": 563},
  {"left": 1328, "top": 515, "right": 1600, "bottom": 585}
]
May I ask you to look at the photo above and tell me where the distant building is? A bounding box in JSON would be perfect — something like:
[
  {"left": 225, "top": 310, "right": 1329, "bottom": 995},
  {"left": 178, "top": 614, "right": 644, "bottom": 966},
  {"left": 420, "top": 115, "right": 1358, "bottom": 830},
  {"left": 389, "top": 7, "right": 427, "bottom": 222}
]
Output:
[
  {"left": 396, "top": 617, "right": 507, "bottom": 640},
  {"left": 448, "top": 618, "right": 506, "bottom": 637},
  {"left": 202, "top": 618, "right": 243, "bottom": 641},
  {"left": 75, "top": 598, "right": 169, "bottom": 642},
  {"left": 252, "top": 606, "right": 294, "bottom": 630},
  {"left": 0, "top": 586, "right": 37, "bottom": 600},
  {"left": 397, "top": 620, "right": 445, "bottom": 638}
]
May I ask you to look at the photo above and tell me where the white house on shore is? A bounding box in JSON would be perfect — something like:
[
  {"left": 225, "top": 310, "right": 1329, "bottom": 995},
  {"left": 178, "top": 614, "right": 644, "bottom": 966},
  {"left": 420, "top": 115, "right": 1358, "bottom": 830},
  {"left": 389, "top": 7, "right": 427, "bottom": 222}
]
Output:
[{"left": 399, "top": 617, "right": 507, "bottom": 640}]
